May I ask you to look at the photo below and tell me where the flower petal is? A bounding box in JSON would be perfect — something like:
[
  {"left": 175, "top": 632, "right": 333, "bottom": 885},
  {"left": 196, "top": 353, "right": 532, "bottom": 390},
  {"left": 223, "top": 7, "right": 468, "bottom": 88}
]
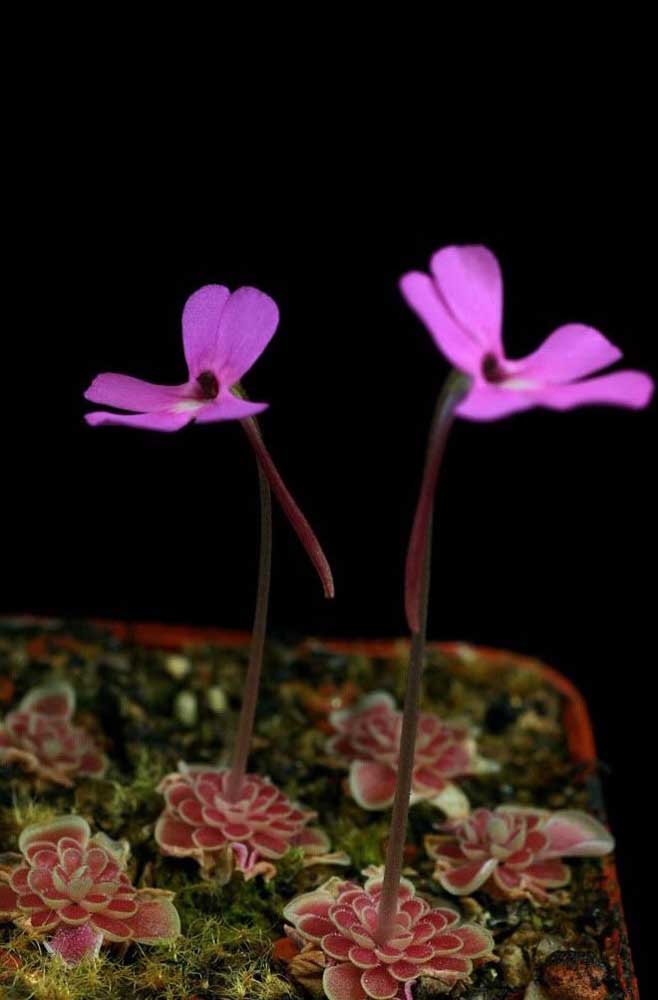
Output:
[
  {"left": 430, "top": 245, "right": 504, "bottom": 354},
  {"left": 126, "top": 894, "right": 181, "bottom": 943},
  {"left": 456, "top": 384, "right": 537, "bottom": 421},
  {"left": 538, "top": 370, "right": 654, "bottom": 411},
  {"left": 400, "top": 271, "right": 482, "bottom": 374},
  {"left": 44, "top": 923, "right": 103, "bottom": 965},
  {"left": 85, "top": 409, "right": 195, "bottom": 431},
  {"left": 84, "top": 373, "right": 192, "bottom": 413},
  {"left": 323, "top": 963, "right": 368, "bottom": 1000},
  {"left": 435, "top": 858, "right": 498, "bottom": 896},
  {"left": 193, "top": 393, "right": 268, "bottom": 424},
  {"left": 517, "top": 324, "right": 622, "bottom": 384},
  {"left": 182, "top": 284, "right": 231, "bottom": 377},
  {"left": 349, "top": 761, "right": 397, "bottom": 810},
  {"left": 214, "top": 287, "right": 279, "bottom": 384}
]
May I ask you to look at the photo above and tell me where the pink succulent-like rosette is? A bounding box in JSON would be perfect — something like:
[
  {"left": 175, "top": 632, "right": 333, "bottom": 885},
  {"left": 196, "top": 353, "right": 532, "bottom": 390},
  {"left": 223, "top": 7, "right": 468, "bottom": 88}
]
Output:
[
  {"left": 425, "top": 805, "right": 614, "bottom": 903},
  {"left": 284, "top": 869, "right": 495, "bottom": 999},
  {"left": 327, "top": 692, "right": 494, "bottom": 817},
  {"left": 0, "top": 682, "right": 107, "bottom": 787},
  {"left": 155, "top": 763, "right": 348, "bottom": 881},
  {"left": 0, "top": 816, "right": 180, "bottom": 964}
]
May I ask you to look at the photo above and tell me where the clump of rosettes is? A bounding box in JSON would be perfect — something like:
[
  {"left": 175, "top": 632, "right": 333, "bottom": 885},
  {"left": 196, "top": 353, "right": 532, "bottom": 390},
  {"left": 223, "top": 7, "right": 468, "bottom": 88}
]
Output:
[
  {"left": 155, "top": 763, "right": 348, "bottom": 881},
  {"left": 0, "top": 682, "right": 107, "bottom": 786},
  {"left": 327, "top": 691, "right": 495, "bottom": 817},
  {"left": 0, "top": 816, "right": 180, "bottom": 964},
  {"left": 283, "top": 869, "right": 495, "bottom": 999},
  {"left": 425, "top": 805, "right": 614, "bottom": 902}
]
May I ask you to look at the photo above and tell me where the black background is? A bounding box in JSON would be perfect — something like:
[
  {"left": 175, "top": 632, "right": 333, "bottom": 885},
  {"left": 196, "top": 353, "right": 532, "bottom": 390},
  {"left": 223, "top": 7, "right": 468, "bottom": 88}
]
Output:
[{"left": 3, "top": 89, "right": 654, "bottom": 989}]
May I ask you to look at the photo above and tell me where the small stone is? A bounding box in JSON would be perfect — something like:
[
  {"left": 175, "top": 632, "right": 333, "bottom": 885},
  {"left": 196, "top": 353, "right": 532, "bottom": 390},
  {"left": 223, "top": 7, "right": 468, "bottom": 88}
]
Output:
[
  {"left": 207, "top": 686, "right": 228, "bottom": 714},
  {"left": 540, "top": 950, "right": 608, "bottom": 1000},
  {"left": 174, "top": 691, "right": 198, "bottom": 727},
  {"left": 165, "top": 654, "right": 191, "bottom": 679}
]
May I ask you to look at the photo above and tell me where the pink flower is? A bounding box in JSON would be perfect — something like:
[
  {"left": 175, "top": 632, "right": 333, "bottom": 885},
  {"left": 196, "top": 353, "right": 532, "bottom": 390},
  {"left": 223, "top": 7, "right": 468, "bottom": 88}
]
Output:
[
  {"left": 155, "top": 763, "right": 347, "bottom": 881},
  {"left": 0, "top": 682, "right": 107, "bottom": 787},
  {"left": 425, "top": 805, "right": 614, "bottom": 902},
  {"left": 84, "top": 285, "right": 276, "bottom": 430},
  {"left": 327, "top": 692, "right": 492, "bottom": 816},
  {"left": 400, "top": 244, "right": 654, "bottom": 420},
  {"left": 0, "top": 816, "right": 180, "bottom": 964},
  {"left": 84, "top": 283, "right": 334, "bottom": 597},
  {"left": 284, "top": 869, "right": 495, "bottom": 999}
]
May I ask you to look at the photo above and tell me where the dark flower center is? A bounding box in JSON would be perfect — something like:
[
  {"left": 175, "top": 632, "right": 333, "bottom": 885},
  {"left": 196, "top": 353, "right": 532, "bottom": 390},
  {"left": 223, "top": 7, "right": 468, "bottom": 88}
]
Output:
[
  {"left": 481, "top": 353, "right": 506, "bottom": 384},
  {"left": 197, "top": 371, "right": 220, "bottom": 400}
]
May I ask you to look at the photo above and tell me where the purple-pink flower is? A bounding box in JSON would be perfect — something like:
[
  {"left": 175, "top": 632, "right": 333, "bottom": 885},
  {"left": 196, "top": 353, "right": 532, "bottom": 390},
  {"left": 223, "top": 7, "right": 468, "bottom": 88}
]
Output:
[
  {"left": 84, "top": 283, "right": 334, "bottom": 597},
  {"left": 425, "top": 805, "right": 614, "bottom": 903},
  {"left": 400, "top": 245, "right": 654, "bottom": 420},
  {"left": 85, "top": 285, "right": 276, "bottom": 430}
]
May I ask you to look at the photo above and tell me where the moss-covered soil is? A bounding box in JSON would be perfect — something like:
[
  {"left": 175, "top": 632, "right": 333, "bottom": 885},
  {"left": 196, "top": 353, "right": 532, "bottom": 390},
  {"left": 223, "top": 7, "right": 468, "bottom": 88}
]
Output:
[{"left": 0, "top": 620, "right": 629, "bottom": 999}]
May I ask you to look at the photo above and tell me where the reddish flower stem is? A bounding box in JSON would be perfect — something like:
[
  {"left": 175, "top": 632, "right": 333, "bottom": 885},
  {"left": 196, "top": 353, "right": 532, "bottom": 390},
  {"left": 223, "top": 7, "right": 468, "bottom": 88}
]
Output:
[
  {"left": 242, "top": 417, "right": 335, "bottom": 599},
  {"left": 405, "top": 372, "right": 471, "bottom": 632},
  {"left": 376, "top": 371, "right": 469, "bottom": 944},
  {"left": 225, "top": 457, "right": 272, "bottom": 802}
]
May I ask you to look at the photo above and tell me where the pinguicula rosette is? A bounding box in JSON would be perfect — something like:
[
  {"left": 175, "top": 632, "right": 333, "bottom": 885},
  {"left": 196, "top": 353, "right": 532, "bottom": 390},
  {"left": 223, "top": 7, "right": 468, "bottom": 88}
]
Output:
[
  {"left": 327, "top": 691, "right": 495, "bottom": 818},
  {"left": 283, "top": 869, "right": 495, "bottom": 999},
  {"left": 155, "top": 763, "right": 348, "bottom": 882},
  {"left": 425, "top": 806, "right": 614, "bottom": 903},
  {"left": 0, "top": 816, "right": 180, "bottom": 964},
  {"left": 0, "top": 682, "right": 107, "bottom": 787}
]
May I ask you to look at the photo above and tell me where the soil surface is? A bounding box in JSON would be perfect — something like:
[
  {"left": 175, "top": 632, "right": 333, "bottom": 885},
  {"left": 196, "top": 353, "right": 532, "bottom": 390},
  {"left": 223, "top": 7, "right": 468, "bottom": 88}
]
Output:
[{"left": 0, "top": 619, "right": 630, "bottom": 999}]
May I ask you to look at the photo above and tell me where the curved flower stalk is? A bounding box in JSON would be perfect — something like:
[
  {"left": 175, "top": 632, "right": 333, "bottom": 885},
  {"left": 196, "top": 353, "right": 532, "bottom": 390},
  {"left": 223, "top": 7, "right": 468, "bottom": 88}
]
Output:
[
  {"left": 0, "top": 682, "right": 107, "bottom": 786},
  {"left": 85, "top": 285, "right": 334, "bottom": 803},
  {"left": 155, "top": 763, "right": 349, "bottom": 882},
  {"left": 374, "top": 244, "right": 652, "bottom": 944},
  {"left": 0, "top": 816, "right": 180, "bottom": 964},
  {"left": 283, "top": 869, "right": 495, "bottom": 999},
  {"left": 425, "top": 806, "right": 614, "bottom": 903},
  {"left": 327, "top": 691, "right": 495, "bottom": 817}
]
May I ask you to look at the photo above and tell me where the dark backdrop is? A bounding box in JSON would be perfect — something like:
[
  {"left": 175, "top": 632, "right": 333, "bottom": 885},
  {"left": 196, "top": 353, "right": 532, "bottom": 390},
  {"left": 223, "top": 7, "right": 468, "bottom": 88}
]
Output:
[{"left": 3, "top": 152, "right": 654, "bottom": 985}]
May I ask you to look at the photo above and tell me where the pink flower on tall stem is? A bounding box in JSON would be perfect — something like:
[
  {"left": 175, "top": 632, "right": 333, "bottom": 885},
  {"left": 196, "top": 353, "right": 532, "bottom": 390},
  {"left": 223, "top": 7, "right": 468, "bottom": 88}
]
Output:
[
  {"left": 155, "top": 763, "right": 347, "bottom": 882},
  {"left": 373, "top": 245, "right": 651, "bottom": 948},
  {"left": 85, "top": 284, "right": 334, "bottom": 805},
  {"left": 284, "top": 869, "right": 495, "bottom": 999},
  {"left": 425, "top": 806, "right": 614, "bottom": 903},
  {"left": 327, "top": 692, "right": 493, "bottom": 816},
  {"left": 0, "top": 682, "right": 107, "bottom": 787},
  {"left": 0, "top": 816, "right": 180, "bottom": 964}
]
